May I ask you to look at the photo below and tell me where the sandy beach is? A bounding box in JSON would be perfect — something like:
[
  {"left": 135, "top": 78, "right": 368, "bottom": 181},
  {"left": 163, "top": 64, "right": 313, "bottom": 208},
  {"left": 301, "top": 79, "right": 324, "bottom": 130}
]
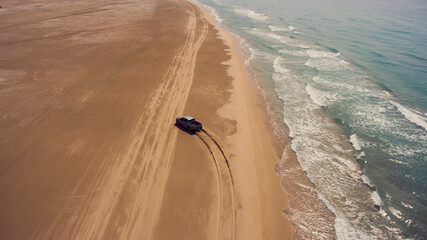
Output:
[{"left": 0, "top": 0, "right": 291, "bottom": 239}]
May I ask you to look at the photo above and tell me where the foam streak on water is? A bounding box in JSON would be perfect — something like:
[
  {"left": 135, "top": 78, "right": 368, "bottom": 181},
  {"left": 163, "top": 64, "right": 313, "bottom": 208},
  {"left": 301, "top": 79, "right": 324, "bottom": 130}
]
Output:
[
  {"left": 392, "top": 102, "right": 427, "bottom": 131},
  {"left": 234, "top": 8, "right": 267, "bottom": 21},
  {"left": 349, "top": 134, "right": 362, "bottom": 151}
]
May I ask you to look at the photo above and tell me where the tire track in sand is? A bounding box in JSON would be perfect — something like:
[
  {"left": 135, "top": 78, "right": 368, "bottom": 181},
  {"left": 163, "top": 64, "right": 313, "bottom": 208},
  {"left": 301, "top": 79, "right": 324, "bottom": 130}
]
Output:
[{"left": 196, "top": 129, "right": 236, "bottom": 240}]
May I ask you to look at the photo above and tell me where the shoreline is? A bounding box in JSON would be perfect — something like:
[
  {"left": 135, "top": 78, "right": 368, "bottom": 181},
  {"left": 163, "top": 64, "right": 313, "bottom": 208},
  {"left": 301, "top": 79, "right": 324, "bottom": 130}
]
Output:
[
  {"left": 211, "top": 16, "right": 293, "bottom": 240},
  {"left": 203, "top": 3, "right": 296, "bottom": 239},
  {"left": 197, "top": 2, "right": 338, "bottom": 239}
]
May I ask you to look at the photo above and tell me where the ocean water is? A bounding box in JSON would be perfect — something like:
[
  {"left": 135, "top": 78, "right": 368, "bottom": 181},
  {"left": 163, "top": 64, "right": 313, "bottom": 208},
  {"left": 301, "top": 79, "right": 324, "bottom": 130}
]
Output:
[{"left": 195, "top": 0, "right": 427, "bottom": 239}]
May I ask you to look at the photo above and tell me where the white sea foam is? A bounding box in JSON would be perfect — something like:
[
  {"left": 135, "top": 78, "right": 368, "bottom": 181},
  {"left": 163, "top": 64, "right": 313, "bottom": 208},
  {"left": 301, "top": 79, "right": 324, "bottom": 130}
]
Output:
[
  {"left": 234, "top": 8, "right": 268, "bottom": 21},
  {"left": 306, "top": 85, "right": 325, "bottom": 107},
  {"left": 334, "top": 156, "right": 363, "bottom": 180},
  {"left": 273, "top": 56, "right": 290, "bottom": 73},
  {"left": 392, "top": 101, "right": 427, "bottom": 131},
  {"left": 349, "top": 134, "right": 362, "bottom": 151},
  {"left": 401, "top": 201, "right": 414, "bottom": 210},
  {"left": 312, "top": 75, "right": 349, "bottom": 90},
  {"left": 307, "top": 50, "right": 339, "bottom": 58},
  {"left": 389, "top": 158, "right": 409, "bottom": 165},
  {"left": 340, "top": 59, "right": 351, "bottom": 66},
  {"left": 268, "top": 33, "right": 294, "bottom": 45},
  {"left": 267, "top": 32, "right": 282, "bottom": 40},
  {"left": 248, "top": 47, "right": 255, "bottom": 60},
  {"left": 279, "top": 48, "right": 307, "bottom": 57},
  {"left": 304, "top": 49, "right": 350, "bottom": 71},
  {"left": 248, "top": 28, "right": 302, "bottom": 47},
  {"left": 244, "top": 46, "right": 256, "bottom": 66},
  {"left": 268, "top": 25, "right": 289, "bottom": 32},
  {"left": 248, "top": 28, "right": 270, "bottom": 38},
  {"left": 304, "top": 58, "right": 344, "bottom": 71},
  {"left": 371, "top": 191, "right": 383, "bottom": 207},
  {"left": 312, "top": 76, "right": 322, "bottom": 83},
  {"left": 389, "top": 206, "right": 404, "bottom": 220},
  {"left": 357, "top": 151, "right": 366, "bottom": 159},
  {"left": 317, "top": 192, "right": 372, "bottom": 240},
  {"left": 362, "top": 175, "right": 374, "bottom": 188},
  {"left": 288, "top": 25, "right": 296, "bottom": 31},
  {"left": 206, "top": 6, "right": 223, "bottom": 23}
]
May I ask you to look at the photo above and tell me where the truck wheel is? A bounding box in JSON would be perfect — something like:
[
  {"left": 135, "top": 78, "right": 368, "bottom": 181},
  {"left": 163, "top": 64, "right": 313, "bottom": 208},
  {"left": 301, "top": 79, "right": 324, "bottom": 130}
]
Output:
[{"left": 187, "top": 127, "right": 192, "bottom": 132}]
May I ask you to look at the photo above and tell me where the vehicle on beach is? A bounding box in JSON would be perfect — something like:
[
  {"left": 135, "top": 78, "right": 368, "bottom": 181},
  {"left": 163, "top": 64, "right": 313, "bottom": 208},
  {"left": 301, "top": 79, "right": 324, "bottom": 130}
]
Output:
[{"left": 175, "top": 116, "right": 202, "bottom": 131}]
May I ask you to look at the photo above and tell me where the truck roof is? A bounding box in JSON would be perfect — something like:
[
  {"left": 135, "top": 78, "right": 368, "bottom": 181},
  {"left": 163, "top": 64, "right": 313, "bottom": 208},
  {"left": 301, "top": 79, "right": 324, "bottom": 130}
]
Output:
[{"left": 178, "top": 116, "right": 195, "bottom": 121}]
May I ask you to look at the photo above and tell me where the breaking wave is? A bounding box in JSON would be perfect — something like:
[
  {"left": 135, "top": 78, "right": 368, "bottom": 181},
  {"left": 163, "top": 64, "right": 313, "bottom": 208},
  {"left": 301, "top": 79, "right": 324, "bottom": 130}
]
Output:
[{"left": 234, "top": 8, "right": 268, "bottom": 21}]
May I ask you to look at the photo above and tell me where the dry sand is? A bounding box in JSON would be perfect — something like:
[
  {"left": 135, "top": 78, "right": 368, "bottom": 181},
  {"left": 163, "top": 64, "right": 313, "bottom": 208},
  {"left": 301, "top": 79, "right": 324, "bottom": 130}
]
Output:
[{"left": 0, "top": 0, "right": 291, "bottom": 239}]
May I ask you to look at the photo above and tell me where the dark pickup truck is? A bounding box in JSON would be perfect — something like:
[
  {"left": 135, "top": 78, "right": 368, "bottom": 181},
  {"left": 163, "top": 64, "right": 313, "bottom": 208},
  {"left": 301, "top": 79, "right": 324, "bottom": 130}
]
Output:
[{"left": 176, "top": 116, "right": 202, "bottom": 131}]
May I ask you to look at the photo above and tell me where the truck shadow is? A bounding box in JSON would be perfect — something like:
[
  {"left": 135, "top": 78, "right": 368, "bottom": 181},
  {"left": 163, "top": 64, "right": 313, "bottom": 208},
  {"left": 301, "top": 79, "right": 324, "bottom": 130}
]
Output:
[{"left": 174, "top": 123, "right": 198, "bottom": 135}]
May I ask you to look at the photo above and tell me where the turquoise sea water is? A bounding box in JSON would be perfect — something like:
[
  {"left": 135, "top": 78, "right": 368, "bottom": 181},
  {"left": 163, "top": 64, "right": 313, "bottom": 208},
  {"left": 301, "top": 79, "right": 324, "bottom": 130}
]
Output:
[{"left": 196, "top": 0, "right": 427, "bottom": 239}]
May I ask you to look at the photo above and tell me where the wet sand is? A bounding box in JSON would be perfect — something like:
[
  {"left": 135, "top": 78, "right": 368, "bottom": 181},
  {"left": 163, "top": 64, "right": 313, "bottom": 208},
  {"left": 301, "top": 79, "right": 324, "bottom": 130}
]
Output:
[{"left": 0, "top": 0, "right": 291, "bottom": 239}]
